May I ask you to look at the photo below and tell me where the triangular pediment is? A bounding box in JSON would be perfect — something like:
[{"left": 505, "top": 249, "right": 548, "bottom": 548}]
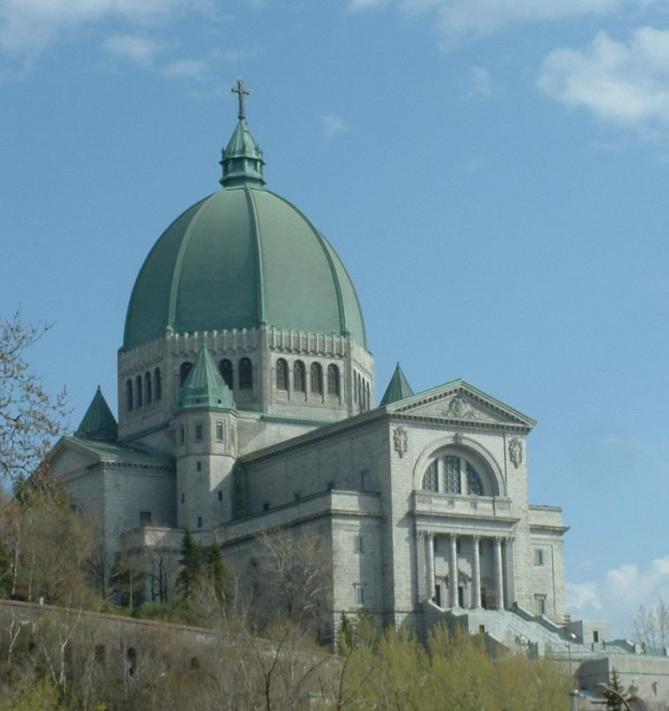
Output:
[{"left": 384, "top": 379, "right": 535, "bottom": 429}]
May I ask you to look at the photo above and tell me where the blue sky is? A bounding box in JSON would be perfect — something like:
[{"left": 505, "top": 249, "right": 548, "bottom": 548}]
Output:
[{"left": 2, "top": 0, "right": 669, "bottom": 637}]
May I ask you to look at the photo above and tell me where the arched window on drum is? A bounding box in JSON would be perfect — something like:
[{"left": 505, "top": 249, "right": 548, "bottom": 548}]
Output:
[{"left": 276, "top": 358, "right": 289, "bottom": 391}]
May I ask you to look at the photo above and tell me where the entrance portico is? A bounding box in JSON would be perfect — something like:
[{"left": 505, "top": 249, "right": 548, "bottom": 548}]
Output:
[{"left": 418, "top": 529, "right": 514, "bottom": 611}]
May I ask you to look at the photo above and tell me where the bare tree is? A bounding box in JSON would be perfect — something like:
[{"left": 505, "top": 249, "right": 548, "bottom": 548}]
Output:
[
  {"left": 634, "top": 596, "right": 669, "bottom": 650},
  {"left": 0, "top": 310, "right": 68, "bottom": 486}
]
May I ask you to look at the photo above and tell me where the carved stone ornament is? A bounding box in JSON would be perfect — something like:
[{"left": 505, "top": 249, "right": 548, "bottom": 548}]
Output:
[
  {"left": 440, "top": 395, "right": 478, "bottom": 420},
  {"left": 393, "top": 426, "right": 408, "bottom": 458},
  {"left": 509, "top": 437, "right": 523, "bottom": 469}
]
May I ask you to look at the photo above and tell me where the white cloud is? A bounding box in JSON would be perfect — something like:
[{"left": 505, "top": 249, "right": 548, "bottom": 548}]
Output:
[
  {"left": 538, "top": 27, "right": 669, "bottom": 128},
  {"left": 0, "top": 0, "right": 197, "bottom": 63},
  {"left": 163, "top": 58, "right": 209, "bottom": 78},
  {"left": 348, "top": 0, "right": 660, "bottom": 47},
  {"left": 103, "top": 34, "right": 162, "bottom": 66},
  {"left": 468, "top": 65, "right": 493, "bottom": 98},
  {"left": 568, "top": 555, "right": 669, "bottom": 636},
  {"left": 321, "top": 112, "right": 348, "bottom": 138}
]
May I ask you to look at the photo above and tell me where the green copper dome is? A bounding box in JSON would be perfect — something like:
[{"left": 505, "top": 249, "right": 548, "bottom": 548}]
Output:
[
  {"left": 123, "top": 169, "right": 367, "bottom": 352},
  {"left": 123, "top": 85, "right": 366, "bottom": 352}
]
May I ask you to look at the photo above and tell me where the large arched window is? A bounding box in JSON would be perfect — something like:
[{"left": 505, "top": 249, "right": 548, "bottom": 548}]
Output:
[
  {"left": 276, "top": 358, "right": 289, "bottom": 391},
  {"left": 135, "top": 375, "right": 143, "bottom": 408},
  {"left": 294, "top": 360, "right": 306, "bottom": 392},
  {"left": 219, "top": 359, "right": 233, "bottom": 389},
  {"left": 310, "top": 362, "right": 323, "bottom": 394},
  {"left": 180, "top": 361, "right": 193, "bottom": 387},
  {"left": 126, "top": 379, "right": 134, "bottom": 412},
  {"left": 239, "top": 358, "right": 253, "bottom": 390},
  {"left": 421, "top": 451, "right": 491, "bottom": 497},
  {"left": 154, "top": 367, "right": 162, "bottom": 401},
  {"left": 144, "top": 372, "right": 152, "bottom": 405},
  {"left": 327, "top": 364, "right": 340, "bottom": 396}
]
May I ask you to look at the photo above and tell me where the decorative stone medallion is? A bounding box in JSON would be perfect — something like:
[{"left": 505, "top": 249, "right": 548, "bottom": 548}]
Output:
[
  {"left": 509, "top": 437, "right": 523, "bottom": 469},
  {"left": 440, "top": 395, "right": 478, "bottom": 420},
  {"left": 393, "top": 426, "right": 408, "bottom": 458}
]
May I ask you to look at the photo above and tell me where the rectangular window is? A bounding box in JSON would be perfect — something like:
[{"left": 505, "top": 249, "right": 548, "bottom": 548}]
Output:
[
  {"left": 354, "top": 535, "right": 364, "bottom": 554},
  {"left": 593, "top": 630, "right": 600, "bottom": 643},
  {"left": 179, "top": 426, "right": 185, "bottom": 444},
  {"left": 534, "top": 549, "right": 545, "bottom": 566},
  {"left": 218, "top": 491, "right": 223, "bottom": 502},
  {"left": 216, "top": 422, "right": 224, "bottom": 442},
  {"left": 263, "top": 502, "right": 270, "bottom": 511},
  {"left": 140, "top": 511, "right": 152, "bottom": 525},
  {"left": 479, "top": 540, "right": 484, "bottom": 556},
  {"left": 535, "top": 595, "right": 547, "bottom": 615},
  {"left": 360, "top": 469, "right": 370, "bottom": 491},
  {"left": 181, "top": 493, "right": 185, "bottom": 503},
  {"left": 354, "top": 584, "right": 365, "bottom": 606},
  {"left": 195, "top": 423, "right": 204, "bottom": 441},
  {"left": 196, "top": 461, "right": 202, "bottom": 472},
  {"left": 197, "top": 516, "right": 203, "bottom": 528}
]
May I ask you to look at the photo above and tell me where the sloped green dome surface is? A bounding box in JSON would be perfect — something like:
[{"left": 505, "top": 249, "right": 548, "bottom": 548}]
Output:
[{"left": 123, "top": 186, "right": 367, "bottom": 350}]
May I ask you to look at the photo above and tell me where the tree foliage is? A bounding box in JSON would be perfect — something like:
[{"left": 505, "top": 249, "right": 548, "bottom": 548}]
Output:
[{"left": 0, "top": 311, "right": 68, "bottom": 485}]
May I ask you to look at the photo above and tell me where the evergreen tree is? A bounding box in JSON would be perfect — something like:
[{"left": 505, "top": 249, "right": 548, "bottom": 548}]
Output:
[
  {"left": 601, "top": 669, "right": 629, "bottom": 711},
  {"left": 204, "top": 542, "right": 230, "bottom": 602},
  {"left": 177, "top": 529, "right": 202, "bottom": 600}
]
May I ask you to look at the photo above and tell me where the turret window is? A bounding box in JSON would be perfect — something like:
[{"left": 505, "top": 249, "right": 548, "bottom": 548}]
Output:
[
  {"left": 180, "top": 361, "right": 193, "bottom": 387},
  {"left": 135, "top": 375, "right": 143, "bottom": 408},
  {"left": 310, "top": 362, "right": 323, "bottom": 394},
  {"left": 195, "top": 423, "right": 203, "bottom": 441},
  {"left": 216, "top": 422, "right": 224, "bottom": 442},
  {"left": 294, "top": 360, "right": 306, "bottom": 392},
  {"left": 126, "top": 379, "right": 134, "bottom": 411},
  {"left": 239, "top": 358, "right": 253, "bottom": 390},
  {"left": 154, "top": 367, "right": 162, "bottom": 401},
  {"left": 219, "top": 359, "right": 233, "bottom": 389},
  {"left": 327, "top": 364, "right": 340, "bottom": 396},
  {"left": 144, "top": 372, "right": 152, "bottom": 404},
  {"left": 276, "top": 358, "right": 289, "bottom": 391}
]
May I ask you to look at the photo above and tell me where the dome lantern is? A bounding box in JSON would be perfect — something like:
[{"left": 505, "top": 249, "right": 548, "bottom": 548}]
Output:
[{"left": 220, "top": 79, "right": 265, "bottom": 188}]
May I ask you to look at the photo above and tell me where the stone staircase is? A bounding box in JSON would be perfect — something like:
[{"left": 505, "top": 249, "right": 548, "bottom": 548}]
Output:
[{"left": 423, "top": 602, "right": 593, "bottom": 659}]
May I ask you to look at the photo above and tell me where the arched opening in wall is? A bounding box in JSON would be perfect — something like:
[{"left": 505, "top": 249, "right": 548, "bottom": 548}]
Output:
[
  {"left": 126, "top": 379, "right": 134, "bottom": 411},
  {"left": 239, "top": 357, "right": 253, "bottom": 390},
  {"left": 294, "top": 360, "right": 306, "bottom": 392},
  {"left": 219, "top": 359, "right": 233, "bottom": 389},
  {"left": 180, "top": 361, "right": 193, "bottom": 387},
  {"left": 327, "top": 364, "right": 340, "bottom": 396},
  {"left": 126, "top": 647, "right": 137, "bottom": 677},
  {"left": 420, "top": 448, "right": 498, "bottom": 497},
  {"left": 144, "top": 371, "right": 152, "bottom": 404},
  {"left": 310, "top": 362, "right": 323, "bottom": 395},
  {"left": 276, "top": 358, "right": 289, "bottom": 391},
  {"left": 135, "top": 375, "right": 143, "bottom": 408},
  {"left": 154, "top": 367, "right": 162, "bottom": 401}
]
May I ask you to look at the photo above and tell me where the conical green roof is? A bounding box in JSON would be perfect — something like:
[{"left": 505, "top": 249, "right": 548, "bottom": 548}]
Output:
[
  {"left": 380, "top": 363, "right": 413, "bottom": 406},
  {"left": 76, "top": 387, "right": 118, "bottom": 441},
  {"left": 178, "top": 346, "right": 236, "bottom": 410}
]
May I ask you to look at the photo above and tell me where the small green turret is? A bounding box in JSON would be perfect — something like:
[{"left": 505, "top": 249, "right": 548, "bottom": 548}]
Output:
[
  {"left": 380, "top": 363, "right": 413, "bottom": 406},
  {"left": 177, "top": 346, "right": 235, "bottom": 411},
  {"left": 76, "top": 387, "right": 118, "bottom": 441}
]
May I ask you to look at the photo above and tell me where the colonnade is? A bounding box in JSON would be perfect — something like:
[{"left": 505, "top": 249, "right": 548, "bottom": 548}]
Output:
[{"left": 420, "top": 531, "right": 511, "bottom": 610}]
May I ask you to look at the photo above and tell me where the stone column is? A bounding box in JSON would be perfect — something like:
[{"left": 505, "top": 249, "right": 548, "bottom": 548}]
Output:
[
  {"left": 472, "top": 535, "right": 481, "bottom": 609},
  {"left": 494, "top": 537, "right": 505, "bottom": 610},
  {"left": 449, "top": 533, "right": 459, "bottom": 608},
  {"left": 425, "top": 533, "right": 435, "bottom": 601}
]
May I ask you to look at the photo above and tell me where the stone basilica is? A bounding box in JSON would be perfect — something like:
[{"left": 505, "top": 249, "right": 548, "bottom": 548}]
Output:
[{"left": 50, "top": 82, "right": 573, "bottom": 647}]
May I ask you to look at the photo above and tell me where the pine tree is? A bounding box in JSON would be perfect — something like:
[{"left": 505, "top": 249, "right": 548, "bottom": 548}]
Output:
[
  {"left": 177, "top": 530, "right": 202, "bottom": 600},
  {"left": 204, "top": 542, "right": 230, "bottom": 602},
  {"left": 601, "top": 669, "right": 628, "bottom": 711}
]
